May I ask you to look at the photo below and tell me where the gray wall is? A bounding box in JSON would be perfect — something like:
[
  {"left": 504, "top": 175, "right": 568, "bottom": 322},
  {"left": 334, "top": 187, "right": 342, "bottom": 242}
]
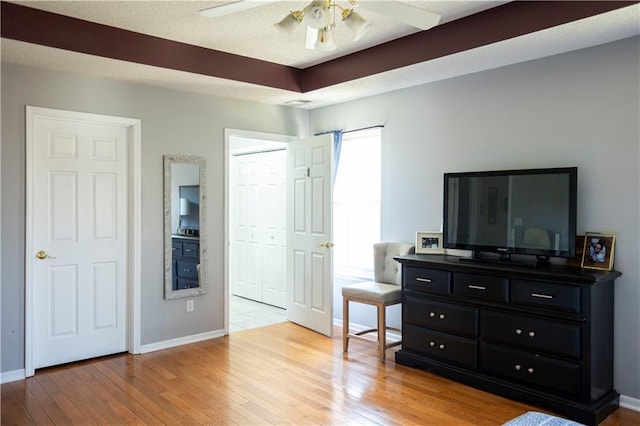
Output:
[
  {"left": 2, "top": 36, "right": 639, "bottom": 400},
  {"left": 0, "top": 64, "right": 306, "bottom": 370},
  {"left": 311, "top": 37, "right": 640, "bottom": 399}
]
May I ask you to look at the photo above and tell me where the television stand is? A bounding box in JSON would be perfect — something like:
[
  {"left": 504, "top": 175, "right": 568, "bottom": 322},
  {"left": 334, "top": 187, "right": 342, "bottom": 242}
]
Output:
[
  {"left": 536, "top": 255, "right": 551, "bottom": 267},
  {"left": 498, "top": 252, "right": 511, "bottom": 261},
  {"left": 464, "top": 252, "right": 552, "bottom": 269},
  {"left": 466, "top": 251, "right": 512, "bottom": 264},
  {"left": 472, "top": 251, "right": 512, "bottom": 262},
  {"left": 394, "top": 254, "right": 620, "bottom": 426}
]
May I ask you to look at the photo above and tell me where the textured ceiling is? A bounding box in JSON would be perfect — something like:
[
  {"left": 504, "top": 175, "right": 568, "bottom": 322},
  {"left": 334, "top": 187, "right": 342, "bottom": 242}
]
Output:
[
  {"left": 4, "top": 1, "right": 508, "bottom": 68},
  {"left": 2, "top": 1, "right": 639, "bottom": 109}
]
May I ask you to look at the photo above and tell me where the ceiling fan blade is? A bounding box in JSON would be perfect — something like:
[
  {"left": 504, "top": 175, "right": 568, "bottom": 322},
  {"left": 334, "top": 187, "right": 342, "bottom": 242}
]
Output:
[
  {"left": 359, "top": 1, "right": 441, "bottom": 30},
  {"left": 199, "top": 0, "right": 279, "bottom": 18}
]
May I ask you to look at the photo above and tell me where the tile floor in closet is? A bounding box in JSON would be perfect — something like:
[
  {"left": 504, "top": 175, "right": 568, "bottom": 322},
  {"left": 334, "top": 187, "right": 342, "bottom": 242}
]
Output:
[{"left": 229, "top": 295, "right": 287, "bottom": 333}]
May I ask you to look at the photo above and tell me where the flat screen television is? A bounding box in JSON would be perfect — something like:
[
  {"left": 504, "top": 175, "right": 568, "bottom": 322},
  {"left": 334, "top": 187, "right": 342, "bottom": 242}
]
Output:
[{"left": 443, "top": 167, "right": 577, "bottom": 262}]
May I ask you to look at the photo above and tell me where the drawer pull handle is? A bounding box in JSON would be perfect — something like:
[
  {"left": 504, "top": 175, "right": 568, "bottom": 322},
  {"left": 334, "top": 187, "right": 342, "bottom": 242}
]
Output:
[
  {"left": 185, "top": 249, "right": 193, "bottom": 252},
  {"left": 515, "top": 329, "right": 522, "bottom": 335},
  {"left": 514, "top": 364, "right": 521, "bottom": 371},
  {"left": 184, "top": 269, "right": 191, "bottom": 272},
  {"left": 416, "top": 278, "right": 432, "bottom": 283},
  {"left": 527, "top": 368, "right": 535, "bottom": 374},
  {"left": 468, "top": 285, "right": 486, "bottom": 290},
  {"left": 531, "top": 293, "right": 554, "bottom": 299},
  {"left": 439, "top": 314, "right": 446, "bottom": 320},
  {"left": 528, "top": 331, "right": 536, "bottom": 337},
  {"left": 439, "top": 344, "right": 445, "bottom": 350}
]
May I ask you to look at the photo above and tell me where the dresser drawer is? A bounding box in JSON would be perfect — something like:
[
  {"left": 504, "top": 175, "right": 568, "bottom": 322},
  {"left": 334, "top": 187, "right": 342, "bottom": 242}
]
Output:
[
  {"left": 481, "top": 311, "right": 580, "bottom": 359},
  {"left": 182, "top": 242, "right": 199, "bottom": 259},
  {"left": 404, "top": 297, "right": 478, "bottom": 337},
  {"left": 172, "top": 240, "right": 182, "bottom": 256},
  {"left": 404, "top": 325, "right": 477, "bottom": 370},
  {"left": 481, "top": 344, "right": 581, "bottom": 396},
  {"left": 176, "top": 260, "right": 199, "bottom": 279},
  {"left": 511, "top": 279, "right": 581, "bottom": 313},
  {"left": 404, "top": 267, "right": 450, "bottom": 295},
  {"left": 176, "top": 278, "right": 199, "bottom": 290},
  {"left": 453, "top": 273, "right": 508, "bottom": 303}
]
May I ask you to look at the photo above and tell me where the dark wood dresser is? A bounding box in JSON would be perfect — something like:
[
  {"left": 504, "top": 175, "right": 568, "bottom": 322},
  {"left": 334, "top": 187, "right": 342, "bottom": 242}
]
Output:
[
  {"left": 394, "top": 254, "right": 620, "bottom": 425},
  {"left": 171, "top": 236, "right": 200, "bottom": 290}
]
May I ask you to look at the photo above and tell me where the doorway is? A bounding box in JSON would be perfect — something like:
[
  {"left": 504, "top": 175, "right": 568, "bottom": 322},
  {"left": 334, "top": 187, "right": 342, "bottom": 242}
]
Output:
[
  {"left": 225, "top": 130, "right": 335, "bottom": 336},
  {"left": 225, "top": 130, "right": 291, "bottom": 333}
]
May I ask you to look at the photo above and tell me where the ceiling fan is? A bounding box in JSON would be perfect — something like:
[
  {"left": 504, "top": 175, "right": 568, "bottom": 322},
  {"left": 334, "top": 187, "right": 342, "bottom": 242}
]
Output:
[{"left": 199, "top": 0, "right": 441, "bottom": 51}]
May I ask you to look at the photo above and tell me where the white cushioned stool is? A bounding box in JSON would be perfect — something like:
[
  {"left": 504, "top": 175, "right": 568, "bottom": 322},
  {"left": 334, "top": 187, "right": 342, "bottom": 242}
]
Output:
[{"left": 342, "top": 242, "right": 415, "bottom": 362}]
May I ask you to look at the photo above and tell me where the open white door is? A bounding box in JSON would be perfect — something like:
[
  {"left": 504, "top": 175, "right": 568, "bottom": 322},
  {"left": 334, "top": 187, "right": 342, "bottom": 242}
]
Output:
[{"left": 286, "top": 134, "right": 334, "bottom": 337}]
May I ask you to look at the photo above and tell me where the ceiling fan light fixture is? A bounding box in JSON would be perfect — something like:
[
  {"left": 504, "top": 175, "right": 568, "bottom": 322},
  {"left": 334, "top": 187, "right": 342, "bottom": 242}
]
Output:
[
  {"left": 302, "top": 1, "right": 332, "bottom": 29},
  {"left": 304, "top": 27, "right": 318, "bottom": 50},
  {"left": 314, "top": 26, "right": 337, "bottom": 51},
  {"left": 274, "top": 11, "right": 304, "bottom": 38},
  {"left": 343, "top": 10, "right": 371, "bottom": 42},
  {"left": 275, "top": 0, "right": 379, "bottom": 50}
]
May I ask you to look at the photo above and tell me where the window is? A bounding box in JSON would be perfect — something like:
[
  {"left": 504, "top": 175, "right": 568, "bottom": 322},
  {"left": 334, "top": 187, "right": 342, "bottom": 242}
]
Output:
[{"left": 333, "top": 127, "right": 381, "bottom": 278}]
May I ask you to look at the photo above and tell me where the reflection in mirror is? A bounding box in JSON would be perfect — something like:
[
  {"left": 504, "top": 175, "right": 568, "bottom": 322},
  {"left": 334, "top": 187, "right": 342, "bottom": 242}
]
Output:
[{"left": 164, "top": 155, "right": 207, "bottom": 299}]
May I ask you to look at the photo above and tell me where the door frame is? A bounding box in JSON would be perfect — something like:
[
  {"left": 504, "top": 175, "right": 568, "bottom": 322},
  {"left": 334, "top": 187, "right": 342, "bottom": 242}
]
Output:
[
  {"left": 24, "top": 106, "right": 142, "bottom": 377},
  {"left": 223, "top": 128, "right": 293, "bottom": 334}
]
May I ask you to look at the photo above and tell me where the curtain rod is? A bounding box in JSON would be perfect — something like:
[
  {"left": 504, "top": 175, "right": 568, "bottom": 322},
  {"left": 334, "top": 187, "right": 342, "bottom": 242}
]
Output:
[{"left": 343, "top": 124, "right": 384, "bottom": 134}]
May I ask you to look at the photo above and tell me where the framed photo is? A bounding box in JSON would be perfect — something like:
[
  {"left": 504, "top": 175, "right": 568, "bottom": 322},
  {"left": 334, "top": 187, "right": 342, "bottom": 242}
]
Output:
[
  {"left": 581, "top": 232, "right": 616, "bottom": 271},
  {"left": 416, "top": 232, "right": 444, "bottom": 254}
]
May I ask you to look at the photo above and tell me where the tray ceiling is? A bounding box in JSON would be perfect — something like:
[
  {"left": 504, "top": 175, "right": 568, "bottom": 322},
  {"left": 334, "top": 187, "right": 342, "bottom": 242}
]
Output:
[{"left": 2, "top": 1, "right": 638, "bottom": 108}]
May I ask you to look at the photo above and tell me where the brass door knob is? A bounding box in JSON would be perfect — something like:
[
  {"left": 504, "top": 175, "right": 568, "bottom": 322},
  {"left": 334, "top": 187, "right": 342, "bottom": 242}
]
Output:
[
  {"left": 319, "top": 241, "right": 335, "bottom": 249},
  {"left": 36, "top": 250, "right": 56, "bottom": 260}
]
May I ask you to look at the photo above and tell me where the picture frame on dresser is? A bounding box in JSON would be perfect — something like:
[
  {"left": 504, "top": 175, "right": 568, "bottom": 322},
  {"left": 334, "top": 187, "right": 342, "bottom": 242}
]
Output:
[
  {"left": 415, "top": 231, "right": 444, "bottom": 254},
  {"left": 581, "top": 232, "right": 616, "bottom": 271}
]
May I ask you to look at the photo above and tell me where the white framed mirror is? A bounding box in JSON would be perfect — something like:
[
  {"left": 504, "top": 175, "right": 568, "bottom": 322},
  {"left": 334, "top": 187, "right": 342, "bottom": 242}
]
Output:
[{"left": 164, "top": 154, "right": 207, "bottom": 299}]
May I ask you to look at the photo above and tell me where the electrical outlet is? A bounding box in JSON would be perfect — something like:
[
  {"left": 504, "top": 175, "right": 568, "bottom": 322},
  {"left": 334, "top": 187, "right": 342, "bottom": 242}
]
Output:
[{"left": 186, "top": 299, "right": 194, "bottom": 312}]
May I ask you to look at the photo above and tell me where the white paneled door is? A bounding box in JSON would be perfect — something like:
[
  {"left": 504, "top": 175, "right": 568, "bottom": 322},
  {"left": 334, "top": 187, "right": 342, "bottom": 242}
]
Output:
[
  {"left": 29, "top": 111, "right": 128, "bottom": 369},
  {"left": 230, "top": 150, "right": 287, "bottom": 308},
  {"left": 261, "top": 150, "right": 287, "bottom": 308},
  {"left": 231, "top": 153, "right": 263, "bottom": 302},
  {"left": 286, "top": 134, "right": 334, "bottom": 337}
]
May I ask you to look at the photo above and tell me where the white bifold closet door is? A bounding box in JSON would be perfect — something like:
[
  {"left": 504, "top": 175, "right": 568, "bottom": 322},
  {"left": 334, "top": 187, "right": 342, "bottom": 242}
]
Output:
[{"left": 231, "top": 150, "right": 287, "bottom": 308}]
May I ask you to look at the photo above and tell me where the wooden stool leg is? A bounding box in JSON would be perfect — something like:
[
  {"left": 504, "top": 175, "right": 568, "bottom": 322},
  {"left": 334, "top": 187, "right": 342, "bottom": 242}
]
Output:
[
  {"left": 378, "top": 303, "right": 386, "bottom": 363},
  {"left": 343, "top": 297, "right": 349, "bottom": 353}
]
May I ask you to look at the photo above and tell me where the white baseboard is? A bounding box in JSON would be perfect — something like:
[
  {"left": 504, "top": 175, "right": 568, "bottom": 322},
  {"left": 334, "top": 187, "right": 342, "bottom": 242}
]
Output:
[
  {"left": 1, "top": 369, "right": 26, "bottom": 384},
  {"left": 620, "top": 395, "right": 640, "bottom": 412},
  {"left": 334, "top": 318, "right": 401, "bottom": 338},
  {"left": 139, "top": 329, "right": 225, "bottom": 354},
  {"left": 335, "top": 318, "right": 367, "bottom": 331},
  {"left": 335, "top": 318, "right": 377, "bottom": 332}
]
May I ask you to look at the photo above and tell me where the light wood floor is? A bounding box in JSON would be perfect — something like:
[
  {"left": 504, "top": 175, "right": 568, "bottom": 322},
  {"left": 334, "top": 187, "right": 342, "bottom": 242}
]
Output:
[{"left": 2, "top": 323, "right": 639, "bottom": 425}]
